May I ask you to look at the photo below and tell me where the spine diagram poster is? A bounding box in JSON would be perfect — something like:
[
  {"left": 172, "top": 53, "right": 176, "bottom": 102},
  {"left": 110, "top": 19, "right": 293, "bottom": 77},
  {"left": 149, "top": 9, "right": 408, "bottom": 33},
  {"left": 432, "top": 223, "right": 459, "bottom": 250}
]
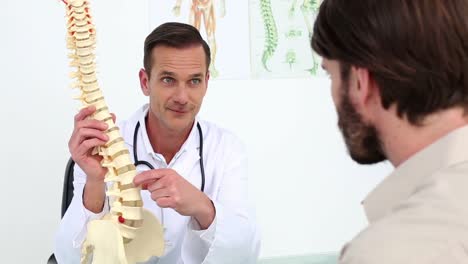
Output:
[
  {"left": 250, "top": 0, "right": 324, "bottom": 79},
  {"left": 149, "top": 0, "right": 323, "bottom": 79}
]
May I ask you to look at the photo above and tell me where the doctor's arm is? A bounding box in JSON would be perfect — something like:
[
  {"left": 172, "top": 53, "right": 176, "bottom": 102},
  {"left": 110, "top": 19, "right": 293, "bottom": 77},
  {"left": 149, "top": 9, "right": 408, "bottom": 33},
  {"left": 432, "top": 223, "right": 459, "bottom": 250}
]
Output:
[
  {"left": 54, "top": 166, "right": 110, "bottom": 263},
  {"left": 181, "top": 140, "right": 260, "bottom": 264},
  {"left": 54, "top": 106, "right": 111, "bottom": 262}
]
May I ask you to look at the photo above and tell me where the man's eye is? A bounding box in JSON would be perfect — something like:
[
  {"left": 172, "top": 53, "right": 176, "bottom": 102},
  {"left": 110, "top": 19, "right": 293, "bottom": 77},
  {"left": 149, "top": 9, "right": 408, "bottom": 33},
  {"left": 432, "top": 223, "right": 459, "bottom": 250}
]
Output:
[
  {"left": 162, "top": 77, "right": 174, "bottom": 84},
  {"left": 191, "top": 79, "right": 201, "bottom": 85}
]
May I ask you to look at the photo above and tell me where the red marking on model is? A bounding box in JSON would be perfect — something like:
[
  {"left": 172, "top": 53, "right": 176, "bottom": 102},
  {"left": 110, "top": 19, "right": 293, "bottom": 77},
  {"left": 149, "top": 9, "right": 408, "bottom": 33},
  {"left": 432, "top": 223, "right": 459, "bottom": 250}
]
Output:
[{"left": 118, "top": 215, "right": 125, "bottom": 223}]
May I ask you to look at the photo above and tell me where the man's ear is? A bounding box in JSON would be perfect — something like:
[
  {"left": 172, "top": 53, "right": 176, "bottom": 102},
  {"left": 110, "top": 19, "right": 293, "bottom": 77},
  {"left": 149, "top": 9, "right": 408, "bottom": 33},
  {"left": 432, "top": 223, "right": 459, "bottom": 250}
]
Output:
[
  {"left": 139, "top": 68, "right": 150, "bottom": 96},
  {"left": 351, "top": 67, "right": 382, "bottom": 121},
  {"left": 351, "top": 67, "right": 374, "bottom": 108},
  {"left": 203, "top": 71, "right": 210, "bottom": 94}
]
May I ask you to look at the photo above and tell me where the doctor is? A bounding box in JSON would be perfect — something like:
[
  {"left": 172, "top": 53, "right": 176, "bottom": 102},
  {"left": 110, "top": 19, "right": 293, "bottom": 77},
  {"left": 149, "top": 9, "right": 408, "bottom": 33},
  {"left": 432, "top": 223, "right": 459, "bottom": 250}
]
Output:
[{"left": 54, "top": 22, "right": 259, "bottom": 263}]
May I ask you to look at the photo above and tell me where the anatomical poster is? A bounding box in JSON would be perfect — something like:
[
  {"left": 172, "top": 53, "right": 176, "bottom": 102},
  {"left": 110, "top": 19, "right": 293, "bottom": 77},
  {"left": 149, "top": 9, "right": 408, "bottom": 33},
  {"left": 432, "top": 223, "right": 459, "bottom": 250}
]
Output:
[
  {"left": 249, "top": 0, "right": 325, "bottom": 79},
  {"left": 148, "top": 0, "right": 251, "bottom": 80}
]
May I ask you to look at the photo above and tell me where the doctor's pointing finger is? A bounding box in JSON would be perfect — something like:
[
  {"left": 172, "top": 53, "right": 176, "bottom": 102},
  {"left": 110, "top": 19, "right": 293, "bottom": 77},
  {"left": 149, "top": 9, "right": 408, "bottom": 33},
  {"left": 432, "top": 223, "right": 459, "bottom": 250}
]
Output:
[{"left": 134, "top": 168, "right": 216, "bottom": 229}]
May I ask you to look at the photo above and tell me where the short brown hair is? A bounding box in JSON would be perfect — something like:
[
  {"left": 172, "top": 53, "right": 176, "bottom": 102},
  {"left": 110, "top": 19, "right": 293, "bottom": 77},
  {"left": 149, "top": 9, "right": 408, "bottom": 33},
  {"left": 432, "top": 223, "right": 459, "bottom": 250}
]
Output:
[
  {"left": 143, "top": 22, "right": 211, "bottom": 78},
  {"left": 312, "top": 0, "right": 468, "bottom": 124}
]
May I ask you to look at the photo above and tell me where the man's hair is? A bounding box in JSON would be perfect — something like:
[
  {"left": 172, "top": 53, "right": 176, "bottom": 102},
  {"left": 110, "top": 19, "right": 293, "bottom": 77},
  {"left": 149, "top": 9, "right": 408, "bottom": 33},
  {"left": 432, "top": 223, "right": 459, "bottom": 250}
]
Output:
[
  {"left": 311, "top": 0, "right": 468, "bottom": 124},
  {"left": 143, "top": 22, "right": 211, "bottom": 78}
]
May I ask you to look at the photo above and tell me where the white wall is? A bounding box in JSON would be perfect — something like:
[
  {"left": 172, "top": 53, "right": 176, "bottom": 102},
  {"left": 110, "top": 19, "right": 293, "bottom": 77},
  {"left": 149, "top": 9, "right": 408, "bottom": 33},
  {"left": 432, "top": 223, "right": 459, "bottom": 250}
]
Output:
[{"left": 0, "top": 0, "right": 391, "bottom": 262}]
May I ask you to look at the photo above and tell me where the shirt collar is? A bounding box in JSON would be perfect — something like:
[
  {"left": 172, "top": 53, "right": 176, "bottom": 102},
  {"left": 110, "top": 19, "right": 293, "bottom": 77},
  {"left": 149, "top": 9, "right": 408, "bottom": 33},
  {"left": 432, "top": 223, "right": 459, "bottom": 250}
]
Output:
[
  {"left": 137, "top": 104, "right": 200, "bottom": 160},
  {"left": 363, "top": 125, "right": 468, "bottom": 223}
]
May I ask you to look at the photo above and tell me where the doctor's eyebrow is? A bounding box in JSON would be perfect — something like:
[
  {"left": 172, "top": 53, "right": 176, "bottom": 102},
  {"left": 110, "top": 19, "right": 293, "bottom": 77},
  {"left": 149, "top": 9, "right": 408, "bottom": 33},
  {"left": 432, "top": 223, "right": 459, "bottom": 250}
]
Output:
[
  {"left": 157, "top": 71, "right": 204, "bottom": 79},
  {"left": 158, "top": 71, "right": 176, "bottom": 76},
  {"left": 189, "top": 73, "right": 204, "bottom": 78}
]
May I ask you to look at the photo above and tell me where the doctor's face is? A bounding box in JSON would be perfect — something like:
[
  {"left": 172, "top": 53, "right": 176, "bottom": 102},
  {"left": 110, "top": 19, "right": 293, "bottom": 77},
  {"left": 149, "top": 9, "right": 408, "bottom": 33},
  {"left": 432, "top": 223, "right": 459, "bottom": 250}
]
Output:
[
  {"left": 139, "top": 45, "right": 209, "bottom": 134},
  {"left": 322, "top": 59, "right": 385, "bottom": 164}
]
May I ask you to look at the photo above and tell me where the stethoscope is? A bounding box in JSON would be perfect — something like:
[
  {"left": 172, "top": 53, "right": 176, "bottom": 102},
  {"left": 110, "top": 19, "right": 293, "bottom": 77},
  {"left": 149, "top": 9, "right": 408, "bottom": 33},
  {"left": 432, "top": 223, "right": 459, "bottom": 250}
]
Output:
[
  {"left": 132, "top": 120, "right": 206, "bottom": 192},
  {"left": 132, "top": 120, "right": 206, "bottom": 253}
]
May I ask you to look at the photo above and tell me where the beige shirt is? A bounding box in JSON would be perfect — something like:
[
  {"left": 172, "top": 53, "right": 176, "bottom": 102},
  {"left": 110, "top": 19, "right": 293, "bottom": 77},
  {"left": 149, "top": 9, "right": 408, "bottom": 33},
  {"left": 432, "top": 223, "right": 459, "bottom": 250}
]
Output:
[{"left": 340, "top": 125, "right": 468, "bottom": 264}]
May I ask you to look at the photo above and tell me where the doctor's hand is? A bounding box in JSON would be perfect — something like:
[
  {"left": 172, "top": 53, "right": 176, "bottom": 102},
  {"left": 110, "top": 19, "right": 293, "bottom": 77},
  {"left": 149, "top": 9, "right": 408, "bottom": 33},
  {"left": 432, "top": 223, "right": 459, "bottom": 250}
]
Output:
[
  {"left": 68, "top": 106, "right": 115, "bottom": 183},
  {"left": 134, "top": 168, "right": 216, "bottom": 229}
]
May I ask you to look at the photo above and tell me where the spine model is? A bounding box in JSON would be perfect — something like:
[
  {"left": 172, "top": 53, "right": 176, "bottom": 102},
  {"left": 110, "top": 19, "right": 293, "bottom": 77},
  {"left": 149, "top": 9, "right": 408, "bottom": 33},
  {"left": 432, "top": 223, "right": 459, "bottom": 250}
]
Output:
[{"left": 63, "top": 1, "right": 164, "bottom": 263}]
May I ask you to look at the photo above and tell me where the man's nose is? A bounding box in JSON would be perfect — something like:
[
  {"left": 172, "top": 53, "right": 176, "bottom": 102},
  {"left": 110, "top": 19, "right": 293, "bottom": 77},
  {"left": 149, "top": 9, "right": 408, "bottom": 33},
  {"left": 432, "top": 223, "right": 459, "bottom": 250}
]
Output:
[{"left": 173, "top": 85, "right": 188, "bottom": 105}]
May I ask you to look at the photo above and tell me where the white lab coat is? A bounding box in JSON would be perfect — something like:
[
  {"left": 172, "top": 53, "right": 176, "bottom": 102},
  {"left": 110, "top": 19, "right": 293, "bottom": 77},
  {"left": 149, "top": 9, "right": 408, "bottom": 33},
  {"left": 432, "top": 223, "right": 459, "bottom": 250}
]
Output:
[{"left": 54, "top": 104, "right": 260, "bottom": 264}]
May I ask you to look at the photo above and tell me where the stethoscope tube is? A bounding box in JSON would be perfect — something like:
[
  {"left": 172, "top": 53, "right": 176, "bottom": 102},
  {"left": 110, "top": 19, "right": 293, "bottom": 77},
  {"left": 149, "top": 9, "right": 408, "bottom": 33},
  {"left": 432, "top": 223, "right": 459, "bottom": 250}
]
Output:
[{"left": 132, "top": 121, "right": 205, "bottom": 192}]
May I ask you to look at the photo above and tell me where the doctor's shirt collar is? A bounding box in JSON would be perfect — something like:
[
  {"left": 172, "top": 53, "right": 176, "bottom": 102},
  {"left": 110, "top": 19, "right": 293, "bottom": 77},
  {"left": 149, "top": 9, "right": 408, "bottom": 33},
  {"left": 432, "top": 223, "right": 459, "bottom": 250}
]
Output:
[{"left": 137, "top": 104, "right": 200, "bottom": 162}]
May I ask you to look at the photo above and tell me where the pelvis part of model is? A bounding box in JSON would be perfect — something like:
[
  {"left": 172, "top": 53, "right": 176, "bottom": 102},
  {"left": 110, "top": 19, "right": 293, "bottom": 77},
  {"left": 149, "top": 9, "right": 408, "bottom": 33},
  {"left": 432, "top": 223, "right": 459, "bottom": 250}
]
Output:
[{"left": 63, "top": 0, "right": 164, "bottom": 263}]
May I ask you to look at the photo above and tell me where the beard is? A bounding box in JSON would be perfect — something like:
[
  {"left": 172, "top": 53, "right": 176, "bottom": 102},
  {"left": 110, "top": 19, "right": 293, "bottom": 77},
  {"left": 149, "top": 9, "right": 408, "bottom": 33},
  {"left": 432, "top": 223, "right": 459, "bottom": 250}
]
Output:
[{"left": 337, "top": 89, "right": 386, "bottom": 165}]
